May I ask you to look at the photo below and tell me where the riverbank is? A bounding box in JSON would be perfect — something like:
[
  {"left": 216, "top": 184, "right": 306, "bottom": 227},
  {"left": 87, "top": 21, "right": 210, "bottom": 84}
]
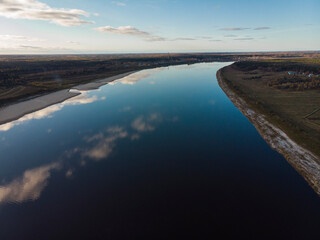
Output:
[
  {"left": 1, "top": 52, "right": 318, "bottom": 107},
  {"left": 217, "top": 69, "right": 320, "bottom": 195},
  {"left": 0, "top": 71, "right": 136, "bottom": 125}
]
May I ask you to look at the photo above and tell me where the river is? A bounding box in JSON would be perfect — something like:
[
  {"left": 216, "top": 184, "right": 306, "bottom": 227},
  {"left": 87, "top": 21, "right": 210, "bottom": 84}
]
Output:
[{"left": 0, "top": 63, "right": 319, "bottom": 239}]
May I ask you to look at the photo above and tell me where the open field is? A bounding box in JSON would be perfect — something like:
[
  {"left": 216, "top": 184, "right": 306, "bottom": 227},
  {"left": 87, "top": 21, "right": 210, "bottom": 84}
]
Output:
[
  {"left": 1, "top": 51, "right": 319, "bottom": 106},
  {"left": 220, "top": 58, "right": 320, "bottom": 159}
]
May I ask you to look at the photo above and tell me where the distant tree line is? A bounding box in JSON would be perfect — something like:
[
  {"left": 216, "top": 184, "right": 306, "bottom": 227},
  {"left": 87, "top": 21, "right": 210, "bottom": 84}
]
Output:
[
  {"left": 235, "top": 61, "right": 320, "bottom": 73},
  {"left": 0, "top": 55, "right": 240, "bottom": 89},
  {"left": 267, "top": 76, "right": 320, "bottom": 90},
  {"left": 234, "top": 60, "right": 320, "bottom": 91}
]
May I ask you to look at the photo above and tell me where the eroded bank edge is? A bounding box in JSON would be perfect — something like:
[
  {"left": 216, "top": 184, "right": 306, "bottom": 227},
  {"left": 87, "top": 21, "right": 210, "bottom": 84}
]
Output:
[{"left": 217, "top": 68, "right": 320, "bottom": 195}]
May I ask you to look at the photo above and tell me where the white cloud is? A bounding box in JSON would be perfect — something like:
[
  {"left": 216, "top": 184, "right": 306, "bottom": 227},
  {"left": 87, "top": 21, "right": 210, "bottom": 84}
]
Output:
[
  {"left": 94, "top": 25, "right": 150, "bottom": 37},
  {"left": 254, "top": 27, "right": 270, "bottom": 30},
  {"left": 0, "top": 44, "right": 74, "bottom": 52},
  {"left": 94, "top": 25, "right": 166, "bottom": 42},
  {"left": 146, "top": 36, "right": 167, "bottom": 42},
  {"left": 172, "top": 37, "right": 196, "bottom": 41},
  {"left": 234, "top": 37, "right": 254, "bottom": 41},
  {"left": 220, "top": 27, "right": 250, "bottom": 31},
  {"left": 19, "top": 45, "right": 43, "bottom": 49},
  {"left": 67, "top": 41, "right": 80, "bottom": 44},
  {"left": 0, "top": 34, "right": 45, "bottom": 42},
  {"left": 112, "top": 1, "right": 126, "bottom": 7},
  {"left": 224, "top": 34, "right": 237, "bottom": 38},
  {"left": 94, "top": 25, "right": 204, "bottom": 43},
  {"left": 0, "top": 0, "right": 93, "bottom": 26},
  {"left": 199, "top": 36, "right": 212, "bottom": 39},
  {"left": 0, "top": 35, "right": 48, "bottom": 51}
]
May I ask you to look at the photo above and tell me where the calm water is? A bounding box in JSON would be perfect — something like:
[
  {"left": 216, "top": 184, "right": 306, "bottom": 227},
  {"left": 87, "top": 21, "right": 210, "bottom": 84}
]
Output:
[{"left": 0, "top": 63, "right": 319, "bottom": 239}]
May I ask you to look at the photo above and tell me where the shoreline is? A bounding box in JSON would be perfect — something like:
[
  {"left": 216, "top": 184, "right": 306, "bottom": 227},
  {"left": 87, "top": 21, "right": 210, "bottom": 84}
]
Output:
[
  {"left": 2, "top": 64, "right": 319, "bottom": 195},
  {"left": 0, "top": 71, "right": 136, "bottom": 125},
  {"left": 217, "top": 69, "right": 320, "bottom": 195}
]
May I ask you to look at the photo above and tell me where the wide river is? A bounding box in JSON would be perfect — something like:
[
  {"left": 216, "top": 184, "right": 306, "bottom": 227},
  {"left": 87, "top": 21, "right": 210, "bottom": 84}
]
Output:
[{"left": 0, "top": 63, "right": 319, "bottom": 239}]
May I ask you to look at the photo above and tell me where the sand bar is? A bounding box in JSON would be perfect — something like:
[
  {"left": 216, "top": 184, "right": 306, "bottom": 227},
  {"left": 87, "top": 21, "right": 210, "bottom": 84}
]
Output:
[
  {"left": 73, "top": 71, "right": 137, "bottom": 91},
  {"left": 0, "top": 71, "right": 137, "bottom": 125}
]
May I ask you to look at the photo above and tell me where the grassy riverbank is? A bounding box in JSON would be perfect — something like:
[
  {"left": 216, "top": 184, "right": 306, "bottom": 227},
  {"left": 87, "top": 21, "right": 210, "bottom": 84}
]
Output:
[
  {"left": 219, "top": 59, "right": 320, "bottom": 161},
  {"left": 1, "top": 52, "right": 318, "bottom": 106}
]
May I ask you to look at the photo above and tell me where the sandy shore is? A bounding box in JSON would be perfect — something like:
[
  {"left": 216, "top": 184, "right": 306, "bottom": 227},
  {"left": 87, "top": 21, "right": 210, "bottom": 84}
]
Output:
[
  {"left": 73, "top": 71, "right": 137, "bottom": 91},
  {"left": 217, "top": 69, "right": 320, "bottom": 195},
  {"left": 0, "top": 71, "right": 136, "bottom": 125}
]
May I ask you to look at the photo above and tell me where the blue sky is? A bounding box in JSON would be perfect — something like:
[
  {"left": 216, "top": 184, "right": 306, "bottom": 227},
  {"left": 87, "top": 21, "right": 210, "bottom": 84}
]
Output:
[{"left": 0, "top": 0, "right": 319, "bottom": 53}]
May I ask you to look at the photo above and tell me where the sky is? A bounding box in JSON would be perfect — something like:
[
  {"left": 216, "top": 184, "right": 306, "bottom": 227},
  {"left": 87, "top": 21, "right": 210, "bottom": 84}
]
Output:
[{"left": 0, "top": 0, "right": 319, "bottom": 54}]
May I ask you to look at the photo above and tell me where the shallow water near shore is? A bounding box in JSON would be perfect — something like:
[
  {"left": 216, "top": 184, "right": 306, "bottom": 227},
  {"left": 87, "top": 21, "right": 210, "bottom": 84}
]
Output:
[{"left": 0, "top": 63, "right": 319, "bottom": 239}]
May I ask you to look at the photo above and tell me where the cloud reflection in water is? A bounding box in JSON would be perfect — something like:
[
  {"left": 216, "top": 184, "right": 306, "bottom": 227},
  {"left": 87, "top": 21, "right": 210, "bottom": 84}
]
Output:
[
  {"left": 131, "top": 113, "right": 161, "bottom": 132},
  {"left": 0, "top": 162, "right": 60, "bottom": 205},
  {"left": 0, "top": 92, "right": 102, "bottom": 132},
  {"left": 0, "top": 111, "right": 178, "bottom": 205},
  {"left": 83, "top": 126, "right": 128, "bottom": 161},
  {"left": 109, "top": 69, "right": 162, "bottom": 85}
]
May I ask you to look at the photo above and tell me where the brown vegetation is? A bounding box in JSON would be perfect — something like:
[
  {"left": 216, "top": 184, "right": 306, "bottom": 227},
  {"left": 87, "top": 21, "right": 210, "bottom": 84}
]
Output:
[
  {"left": 1, "top": 51, "right": 319, "bottom": 106},
  {"left": 267, "top": 75, "right": 320, "bottom": 90}
]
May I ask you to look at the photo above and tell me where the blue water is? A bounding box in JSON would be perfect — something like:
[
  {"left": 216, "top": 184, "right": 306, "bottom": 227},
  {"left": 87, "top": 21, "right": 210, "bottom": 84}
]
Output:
[{"left": 0, "top": 63, "right": 319, "bottom": 239}]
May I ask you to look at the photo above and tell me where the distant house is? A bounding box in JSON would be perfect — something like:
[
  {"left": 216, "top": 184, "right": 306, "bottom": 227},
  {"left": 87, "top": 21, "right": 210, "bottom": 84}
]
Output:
[{"left": 288, "top": 71, "right": 296, "bottom": 75}]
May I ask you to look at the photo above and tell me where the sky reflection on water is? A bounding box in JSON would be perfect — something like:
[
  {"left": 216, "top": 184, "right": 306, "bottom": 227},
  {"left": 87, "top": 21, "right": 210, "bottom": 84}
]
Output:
[
  {"left": 0, "top": 63, "right": 319, "bottom": 239},
  {"left": 0, "top": 67, "right": 174, "bottom": 205}
]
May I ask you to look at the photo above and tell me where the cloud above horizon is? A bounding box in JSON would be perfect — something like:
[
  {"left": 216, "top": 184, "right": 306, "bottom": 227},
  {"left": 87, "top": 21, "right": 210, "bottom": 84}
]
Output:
[
  {"left": 0, "top": 0, "right": 93, "bottom": 26},
  {"left": 94, "top": 26, "right": 150, "bottom": 37},
  {"left": 254, "top": 27, "right": 271, "bottom": 30},
  {"left": 94, "top": 26, "right": 167, "bottom": 42},
  {"left": 220, "top": 27, "right": 250, "bottom": 31},
  {"left": 112, "top": 1, "right": 126, "bottom": 7},
  {"left": 94, "top": 26, "right": 204, "bottom": 42},
  {"left": 172, "top": 37, "right": 196, "bottom": 41},
  {"left": 224, "top": 34, "right": 237, "bottom": 37},
  {"left": 234, "top": 37, "right": 254, "bottom": 41},
  {"left": 0, "top": 34, "right": 45, "bottom": 42},
  {"left": 94, "top": 25, "right": 166, "bottom": 41}
]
